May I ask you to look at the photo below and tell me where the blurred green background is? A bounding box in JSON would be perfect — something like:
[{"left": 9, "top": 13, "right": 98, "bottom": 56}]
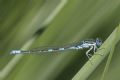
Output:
[{"left": 0, "top": 0, "right": 120, "bottom": 80}]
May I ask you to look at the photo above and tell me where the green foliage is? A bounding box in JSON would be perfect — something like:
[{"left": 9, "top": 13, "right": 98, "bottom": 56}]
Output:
[{"left": 0, "top": 0, "right": 120, "bottom": 80}]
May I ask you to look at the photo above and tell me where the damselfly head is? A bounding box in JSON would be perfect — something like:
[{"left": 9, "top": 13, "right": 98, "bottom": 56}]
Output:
[{"left": 96, "top": 38, "right": 102, "bottom": 47}]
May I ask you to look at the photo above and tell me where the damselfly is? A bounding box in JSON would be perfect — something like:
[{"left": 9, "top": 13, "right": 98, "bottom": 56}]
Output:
[{"left": 10, "top": 38, "right": 102, "bottom": 60}]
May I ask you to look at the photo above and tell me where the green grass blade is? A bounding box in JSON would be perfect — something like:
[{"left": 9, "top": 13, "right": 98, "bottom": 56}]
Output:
[{"left": 72, "top": 24, "right": 120, "bottom": 80}]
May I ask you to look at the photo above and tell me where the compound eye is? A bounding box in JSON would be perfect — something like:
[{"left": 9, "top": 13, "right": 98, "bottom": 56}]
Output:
[{"left": 96, "top": 38, "right": 102, "bottom": 47}]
